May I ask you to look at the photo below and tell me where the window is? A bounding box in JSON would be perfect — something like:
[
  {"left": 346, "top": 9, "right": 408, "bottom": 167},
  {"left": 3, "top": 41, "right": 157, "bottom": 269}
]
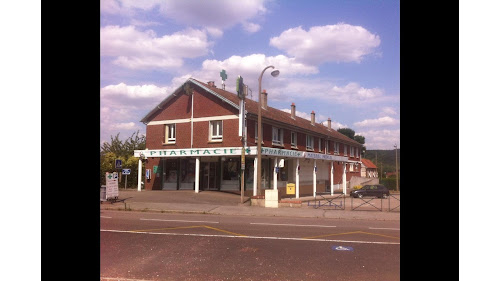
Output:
[
  {"left": 325, "top": 140, "right": 329, "bottom": 154},
  {"left": 291, "top": 131, "right": 297, "bottom": 147},
  {"left": 334, "top": 142, "right": 339, "bottom": 154},
  {"left": 272, "top": 127, "right": 283, "bottom": 146},
  {"left": 350, "top": 146, "right": 355, "bottom": 157},
  {"left": 306, "top": 135, "right": 314, "bottom": 150},
  {"left": 165, "top": 124, "right": 176, "bottom": 143},
  {"left": 344, "top": 144, "right": 347, "bottom": 156},
  {"left": 356, "top": 147, "right": 359, "bottom": 158},
  {"left": 349, "top": 163, "right": 354, "bottom": 172},
  {"left": 210, "top": 120, "right": 223, "bottom": 141},
  {"left": 318, "top": 139, "right": 322, "bottom": 152}
]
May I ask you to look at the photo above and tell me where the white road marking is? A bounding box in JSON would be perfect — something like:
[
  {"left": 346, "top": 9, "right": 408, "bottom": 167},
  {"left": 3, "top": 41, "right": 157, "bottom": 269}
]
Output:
[
  {"left": 368, "top": 227, "right": 400, "bottom": 231},
  {"left": 250, "top": 223, "right": 336, "bottom": 228},
  {"left": 100, "top": 229, "right": 400, "bottom": 245},
  {"left": 100, "top": 216, "right": 112, "bottom": 219},
  {"left": 140, "top": 218, "right": 219, "bottom": 224}
]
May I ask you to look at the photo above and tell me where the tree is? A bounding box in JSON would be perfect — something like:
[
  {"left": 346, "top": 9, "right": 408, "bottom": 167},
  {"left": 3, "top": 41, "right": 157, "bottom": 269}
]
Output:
[
  {"left": 354, "top": 135, "right": 365, "bottom": 144},
  {"left": 100, "top": 131, "right": 146, "bottom": 187},
  {"left": 337, "top": 128, "right": 355, "bottom": 139}
]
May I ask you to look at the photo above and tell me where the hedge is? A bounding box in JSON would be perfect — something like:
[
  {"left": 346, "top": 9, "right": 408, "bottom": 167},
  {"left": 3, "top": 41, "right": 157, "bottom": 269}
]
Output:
[{"left": 379, "top": 178, "right": 400, "bottom": 191}]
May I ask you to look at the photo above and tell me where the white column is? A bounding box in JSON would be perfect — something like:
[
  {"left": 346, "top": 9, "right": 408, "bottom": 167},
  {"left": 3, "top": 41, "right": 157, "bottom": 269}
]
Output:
[
  {"left": 330, "top": 161, "right": 334, "bottom": 196},
  {"left": 342, "top": 163, "right": 347, "bottom": 195},
  {"left": 295, "top": 159, "right": 300, "bottom": 199},
  {"left": 273, "top": 157, "right": 278, "bottom": 190},
  {"left": 137, "top": 159, "right": 142, "bottom": 192},
  {"left": 253, "top": 157, "right": 258, "bottom": 196},
  {"left": 195, "top": 157, "right": 200, "bottom": 193},
  {"left": 313, "top": 159, "right": 317, "bottom": 198}
]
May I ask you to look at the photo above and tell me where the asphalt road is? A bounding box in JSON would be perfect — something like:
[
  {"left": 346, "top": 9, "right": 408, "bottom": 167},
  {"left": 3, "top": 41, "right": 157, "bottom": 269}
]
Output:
[{"left": 101, "top": 210, "right": 400, "bottom": 281}]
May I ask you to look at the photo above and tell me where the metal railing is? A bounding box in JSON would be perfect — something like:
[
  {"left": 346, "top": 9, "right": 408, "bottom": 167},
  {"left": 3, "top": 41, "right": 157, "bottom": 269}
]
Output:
[
  {"left": 388, "top": 194, "right": 400, "bottom": 212},
  {"left": 307, "top": 193, "right": 345, "bottom": 210},
  {"left": 351, "top": 196, "right": 383, "bottom": 211}
]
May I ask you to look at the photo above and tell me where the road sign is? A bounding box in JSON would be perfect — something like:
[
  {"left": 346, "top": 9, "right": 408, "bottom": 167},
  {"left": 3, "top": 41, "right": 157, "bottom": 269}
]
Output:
[
  {"left": 105, "top": 172, "right": 119, "bottom": 199},
  {"left": 122, "top": 168, "right": 131, "bottom": 175},
  {"left": 115, "top": 159, "right": 122, "bottom": 169}
]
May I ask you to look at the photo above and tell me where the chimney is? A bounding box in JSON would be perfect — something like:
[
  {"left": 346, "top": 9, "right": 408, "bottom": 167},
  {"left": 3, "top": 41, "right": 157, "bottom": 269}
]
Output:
[
  {"left": 261, "top": 89, "right": 268, "bottom": 109},
  {"left": 207, "top": 81, "right": 216, "bottom": 88},
  {"left": 327, "top": 118, "right": 332, "bottom": 130},
  {"left": 311, "top": 111, "right": 316, "bottom": 125},
  {"left": 291, "top": 103, "right": 296, "bottom": 119}
]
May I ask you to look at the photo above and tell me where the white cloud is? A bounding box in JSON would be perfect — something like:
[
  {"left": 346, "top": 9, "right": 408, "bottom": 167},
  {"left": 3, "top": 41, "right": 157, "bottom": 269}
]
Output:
[
  {"left": 111, "top": 122, "right": 140, "bottom": 130},
  {"left": 379, "top": 107, "right": 398, "bottom": 116},
  {"left": 270, "top": 23, "right": 381, "bottom": 65},
  {"left": 130, "top": 19, "right": 162, "bottom": 27},
  {"left": 356, "top": 129, "right": 400, "bottom": 150},
  {"left": 102, "top": 0, "right": 268, "bottom": 33},
  {"left": 242, "top": 22, "right": 261, "bottom": 33},
  {"left": 100, "top": 25, "right": 212, "bottom": 70},
  {"left": 101, "top": 83, "right": 171, "bottom": 99},
  {"left": 354, "top": 116, "right": 400, "bottom": 127}
]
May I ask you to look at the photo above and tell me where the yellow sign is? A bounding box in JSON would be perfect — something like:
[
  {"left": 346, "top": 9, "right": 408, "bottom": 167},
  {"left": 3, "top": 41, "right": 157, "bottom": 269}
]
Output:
[{"left": 286, "top": 183, "right": 295, "bottom": 194}]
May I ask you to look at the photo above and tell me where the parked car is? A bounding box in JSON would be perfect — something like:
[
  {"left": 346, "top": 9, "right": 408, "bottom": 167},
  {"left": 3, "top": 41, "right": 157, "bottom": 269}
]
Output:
[{"left": 350, "top": 184, "right": 389, "bottom": 199}]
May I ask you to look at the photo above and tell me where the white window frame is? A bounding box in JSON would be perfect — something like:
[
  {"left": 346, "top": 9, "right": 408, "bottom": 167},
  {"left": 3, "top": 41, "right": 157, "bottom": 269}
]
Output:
[
  {"left": 210, "top": 120, "right": 223, "bottom": 141},
  {"left": 334, "top": 142, "right": 339, "bottom": 154},
  {"left": 272, "top": 127, "right": 283, "bottom": 146},
  {"left": 325, "top": 140, "right": 329, "bottom": 154},
  {"left": 344, "top": 144, "right": 347, "bottom": 156},
  {"left": 318, "top": 138, "right": 322, "bottom": 152},
  {"left": 165, "top": 124, "right": 176, "bottom": 144},
  {"left": 306, "top": 135, "right": 314, "bottom": 151},
  {"left": 356, "top": 147, "right": 359, "bottom": 158},
  {"left": 254, "top": 121, "right": 258, "bottom": 141},
  {"left": 350, "top": 146, "right": 355, "bottom": 157},
  {"left": 349, "top": 163, "right": 354, "bottom": 172},
  {"left": 291, "top": 131, "right": 297, "bottom": 148}
]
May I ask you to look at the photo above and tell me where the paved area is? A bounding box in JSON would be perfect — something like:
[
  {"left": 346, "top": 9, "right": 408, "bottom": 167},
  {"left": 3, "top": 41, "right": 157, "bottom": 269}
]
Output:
[{"left": 100, "top": 189, "right": 400, "bottom": 221}]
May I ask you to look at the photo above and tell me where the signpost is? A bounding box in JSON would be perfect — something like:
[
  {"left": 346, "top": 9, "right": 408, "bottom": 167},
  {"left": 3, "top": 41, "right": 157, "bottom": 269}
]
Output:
[
  {"left": 122, "top": 168, "right": 131, "bottom": 189},
  {"left": 115, "top": 159, "right": 122, "bottom": 169}
]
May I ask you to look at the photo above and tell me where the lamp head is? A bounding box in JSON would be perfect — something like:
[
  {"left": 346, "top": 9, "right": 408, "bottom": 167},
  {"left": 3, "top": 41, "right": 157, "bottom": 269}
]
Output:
[{"left": 271, "top": 69, "right": 280, "bottom": 77}]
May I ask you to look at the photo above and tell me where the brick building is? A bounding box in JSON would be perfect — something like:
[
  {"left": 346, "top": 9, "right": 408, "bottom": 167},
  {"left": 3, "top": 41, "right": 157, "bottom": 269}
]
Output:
[{"left": 134, "top": 78, "right": 363, "bottom": 198}]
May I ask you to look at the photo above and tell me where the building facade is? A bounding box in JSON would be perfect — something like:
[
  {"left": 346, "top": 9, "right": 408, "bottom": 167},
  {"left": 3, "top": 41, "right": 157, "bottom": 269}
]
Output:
[
  {"left": 134, "top": 78, "right": 363, "bottom": 198},
  {"left": 361, "top": 158, "right": 378, "bottom": 178}
]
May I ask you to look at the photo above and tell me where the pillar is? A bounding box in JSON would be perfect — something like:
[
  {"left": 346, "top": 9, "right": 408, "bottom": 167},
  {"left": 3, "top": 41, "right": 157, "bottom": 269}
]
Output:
[
  {"left": 296, "top": 159, "right": 300, "bottom": 199},
  {"left": 137, "top": 159, "right": 142, "bottom": 192},
  {"left": 330, "top": 161, "right": 334, "bottom": 196},
  {"left": 273, "top": 157, "right": 278, "bottom": 190},
  {"left": 253, "top": 157, "right": 258, "bottom": 196},
  {"left": 195, "top": 157, "right": 200, "bottom": 193},
  {"left": 313, "top": 159, "right": 317, "bottom": 197},
  {"left": 342, "top": 163, "right": 347, "bottom": 195}
]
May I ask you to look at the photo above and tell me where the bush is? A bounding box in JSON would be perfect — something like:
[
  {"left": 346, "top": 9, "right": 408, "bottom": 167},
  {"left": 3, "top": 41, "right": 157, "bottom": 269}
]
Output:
[{"left": 353, "top": 185, "right": 362, "bottom": 190}]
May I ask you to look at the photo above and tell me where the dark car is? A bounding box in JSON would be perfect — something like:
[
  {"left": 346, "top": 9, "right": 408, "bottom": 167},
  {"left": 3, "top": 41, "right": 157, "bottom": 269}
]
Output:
[{"left": 350, "top": 184, "right": 389, "bottom": 199}]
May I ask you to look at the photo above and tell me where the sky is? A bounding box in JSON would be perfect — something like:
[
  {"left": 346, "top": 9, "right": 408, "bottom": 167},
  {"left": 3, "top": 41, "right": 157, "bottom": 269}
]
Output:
[{"left": 100, "top": 0, "right": 400, "bottom": 150}]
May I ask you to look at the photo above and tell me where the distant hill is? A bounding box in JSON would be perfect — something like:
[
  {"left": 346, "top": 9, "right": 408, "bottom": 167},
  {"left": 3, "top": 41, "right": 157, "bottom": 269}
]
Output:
[{"left": 364, "top": 149, "right": 400, "bottom": 176}]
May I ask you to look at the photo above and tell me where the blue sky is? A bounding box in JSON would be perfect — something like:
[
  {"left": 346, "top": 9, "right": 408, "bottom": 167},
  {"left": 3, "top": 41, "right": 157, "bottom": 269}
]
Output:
[{"left": 100, "top": 0, "right": 400, "bottom": 149}]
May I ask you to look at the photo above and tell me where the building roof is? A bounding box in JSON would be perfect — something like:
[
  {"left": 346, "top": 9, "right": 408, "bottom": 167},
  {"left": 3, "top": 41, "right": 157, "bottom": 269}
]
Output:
[
  {"left": 361, "top": 158, "right": 377, "bottom": 169},
  {"left": 142, "top": 78, "right": 362, "bottom": 147}
]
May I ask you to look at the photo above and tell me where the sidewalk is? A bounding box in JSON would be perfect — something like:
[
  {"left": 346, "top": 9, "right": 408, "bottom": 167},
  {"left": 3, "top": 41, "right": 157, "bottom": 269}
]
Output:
[{"left": 100, "top": 189, "right": 400, "bottom": 221}]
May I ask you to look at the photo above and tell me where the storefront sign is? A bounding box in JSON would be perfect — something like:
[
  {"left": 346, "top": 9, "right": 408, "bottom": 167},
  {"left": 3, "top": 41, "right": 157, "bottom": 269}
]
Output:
[
  {"left": 134, "top": 147, "right": 349, "bottom": 161},
  {"left": 105, "top": 172, "right": 119, "bottom": 199}
]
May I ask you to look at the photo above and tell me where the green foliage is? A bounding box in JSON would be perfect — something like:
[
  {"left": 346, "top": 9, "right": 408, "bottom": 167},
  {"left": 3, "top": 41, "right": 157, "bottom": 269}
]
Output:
[
  {"left": 100, "top": 131, "right": 146, "bottom": 187},
  {"left": 353, "top": 185, "right": 362, "bottom": 190},
  {"left": 364, "top": 149, "right": 400, "bottom": 176},
  {"left": 353, "top": 135, "right": 365, "bottom": 144},
  {"left": 380, "top": 178, "right": 400, "bottom": 191},
  {"left": 337, "top": 128, "right": 356, "bottom": 139}
]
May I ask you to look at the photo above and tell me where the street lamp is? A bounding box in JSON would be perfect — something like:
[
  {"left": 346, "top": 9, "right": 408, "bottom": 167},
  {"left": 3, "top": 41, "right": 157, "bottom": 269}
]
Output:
[
  {"left": 394, "top": 144, "right": 399, "bottom": 192},
  {"left": 257, "top": 66, "right": 279, "bottom": 196}
]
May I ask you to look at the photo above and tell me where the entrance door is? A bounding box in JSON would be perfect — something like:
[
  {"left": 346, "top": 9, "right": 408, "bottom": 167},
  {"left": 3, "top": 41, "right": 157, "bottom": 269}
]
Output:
[{"left": 201, "top": 162, "right": 218, "bottom": 190}]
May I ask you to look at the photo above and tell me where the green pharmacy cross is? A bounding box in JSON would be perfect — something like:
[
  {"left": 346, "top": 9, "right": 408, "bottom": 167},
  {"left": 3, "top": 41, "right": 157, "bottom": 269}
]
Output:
[{"left": 220, "top": 69, "right": 227, "bottom": 90}]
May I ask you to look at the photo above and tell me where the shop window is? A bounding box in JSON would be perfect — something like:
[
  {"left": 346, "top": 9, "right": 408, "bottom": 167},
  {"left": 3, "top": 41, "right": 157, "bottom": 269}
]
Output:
[
  {"left": 210, "top": 120, "right": 223, "bottom": 141},
  {"left": 223, "top": 159, "right": 239, "bottom": 180}
]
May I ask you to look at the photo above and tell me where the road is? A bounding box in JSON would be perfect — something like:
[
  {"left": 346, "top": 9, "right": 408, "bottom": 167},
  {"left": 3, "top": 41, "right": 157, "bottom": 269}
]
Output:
[{"left": 101, "top": 210, "right": 400, "bottom": 281}]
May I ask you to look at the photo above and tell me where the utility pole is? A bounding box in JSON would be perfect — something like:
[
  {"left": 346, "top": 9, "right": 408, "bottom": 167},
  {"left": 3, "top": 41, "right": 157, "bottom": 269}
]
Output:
[{"left": 394, "top": 144, "right": 399, "bottom": 192}]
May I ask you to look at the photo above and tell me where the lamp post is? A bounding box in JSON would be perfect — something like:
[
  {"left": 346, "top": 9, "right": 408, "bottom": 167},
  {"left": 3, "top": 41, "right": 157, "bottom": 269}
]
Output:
[
  {"left": 257, "top": 66, "right": 279, "bottom": 195},
  {"left": 394, "top": 144, "right": 399, "bottom": 192}
]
